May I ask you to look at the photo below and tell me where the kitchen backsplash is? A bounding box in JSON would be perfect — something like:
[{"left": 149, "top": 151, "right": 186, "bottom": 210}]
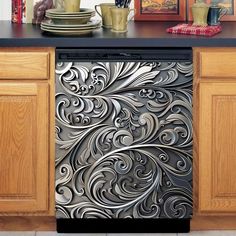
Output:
[{"left": 0, "top": 0, "right": 134, "bottom": 21}]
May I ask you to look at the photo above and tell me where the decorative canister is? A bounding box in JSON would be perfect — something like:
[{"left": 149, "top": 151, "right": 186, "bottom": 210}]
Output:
[{"left": 192, "top": 0, "right": 209, "bottom": 26}]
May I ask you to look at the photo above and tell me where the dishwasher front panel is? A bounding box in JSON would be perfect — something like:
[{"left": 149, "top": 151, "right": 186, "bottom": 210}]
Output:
[{"left": 55, "top": 50, "right": 193, "bottom": 233}]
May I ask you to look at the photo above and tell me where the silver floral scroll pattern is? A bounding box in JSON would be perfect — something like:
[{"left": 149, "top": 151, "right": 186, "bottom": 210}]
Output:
[{"left": 55, "top": 61, "right": 193, "bottom": 219}]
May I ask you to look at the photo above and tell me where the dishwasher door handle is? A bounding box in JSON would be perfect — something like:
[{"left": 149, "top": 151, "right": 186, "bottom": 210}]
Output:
[{"left": 56, "top": 48, "right": 192, "bottom": 62}]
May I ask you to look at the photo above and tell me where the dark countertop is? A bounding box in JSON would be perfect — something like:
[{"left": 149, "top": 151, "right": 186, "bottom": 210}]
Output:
[{"left": 1, "top": 20, "right": 236, "bottom": 47}]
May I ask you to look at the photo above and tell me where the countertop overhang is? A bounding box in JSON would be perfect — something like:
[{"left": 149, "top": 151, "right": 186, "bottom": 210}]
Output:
[{"left": 0, "top": 21, "right": 236, "bottom": 47}]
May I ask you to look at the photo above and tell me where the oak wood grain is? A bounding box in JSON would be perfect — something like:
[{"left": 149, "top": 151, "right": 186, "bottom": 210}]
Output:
[
  {"left": 0, "top": 217, "right": 56, "bottom": 231},
  {"left": 0, "top": 47, "right": 55, "bottom": 216},
  {"left": 195, "top": 48, "right": 236, "bottom": 79},
  {"left": 0, "top": 51, "right": 49, "bottom": 80},
  {"left": 0, "top": 82, "right": 49, "bottom": 215},
  {"left": 192, "top": 48, "right": 236, "bottom": 233},
  {"left": 194, "top": 47, "right": 236, "bottom": 215},
  {"left": 0, "top": 95, "right": 35, "bottom": 198},
  {"left": 198, "top": 82, "right": 236, "bottom": 213},
  {"left": 191, "top": 216, "right": 236, "bottom": 230}
]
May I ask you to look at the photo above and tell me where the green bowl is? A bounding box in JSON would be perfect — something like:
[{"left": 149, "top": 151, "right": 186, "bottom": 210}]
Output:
[{"left": 51, "top": 17, "right": 91, "bottom": 25}]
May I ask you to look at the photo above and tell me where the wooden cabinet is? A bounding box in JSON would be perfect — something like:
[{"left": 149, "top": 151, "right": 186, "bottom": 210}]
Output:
[
  {"left": 1, "top": 46, "right": 236, "bottom": 228},
  {"left": 199, "top": 83, "right": 236, "bottom": 213},
  {"left": 0, "top": 51, "right": 50, "bottom": 80},
  {"left": 0, "top": 48, "right": 55, "bottom": 216},
  {"left": 0, "top": 83, "right": 49, "bottom": 214},
  {"left": 197, "top": 50, "right": 236, "bottom": 79},
  {"left": 194, "top": 48, "right": 236, "bottom": 214}
]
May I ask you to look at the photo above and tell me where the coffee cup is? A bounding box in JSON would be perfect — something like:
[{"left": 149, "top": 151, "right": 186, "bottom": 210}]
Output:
[
  {"left": 207, "top": 6, "right": 227, "bottom": 25},
  {"left": 95, "top": 3, "right": 115, "bottom": 28},
  {"left": 64, "top": 0, "right": 81, "bottom": 12},
  {"left": 110, "top": 7, "right": 134, "bottom": 33}
]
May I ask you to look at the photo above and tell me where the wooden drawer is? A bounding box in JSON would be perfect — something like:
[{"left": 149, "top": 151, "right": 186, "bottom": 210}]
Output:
[
  {"left": 0, "top": 50, "right": 50, "bottom": 80},
  {"left": 195, "top": 48, "right": 236, "bottom": 79}
]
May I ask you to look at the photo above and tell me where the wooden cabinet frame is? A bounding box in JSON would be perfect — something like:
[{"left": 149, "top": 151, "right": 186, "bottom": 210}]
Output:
[
  {"left": 3, "top": 47, "right": 236, "bottom": 230},
  {"left": 0, "top": 48, "right": 55, "bottom": 217},
  {"left": 191, "top": 47, "right": 236, "bottom": 230}
]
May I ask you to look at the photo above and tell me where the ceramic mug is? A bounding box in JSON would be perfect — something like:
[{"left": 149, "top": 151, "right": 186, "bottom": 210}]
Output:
[
  {"left": 207, "top": 6, "right": 228, "bottom": 25},
  {"left": 64, "top": 0, "right": 81, "bottom": 12},
  {"left": 95, "top": 3, "right": 115, "bottom": 28},
  {"left": 110, "top": 7, "right": 134, "bottom": 33}
]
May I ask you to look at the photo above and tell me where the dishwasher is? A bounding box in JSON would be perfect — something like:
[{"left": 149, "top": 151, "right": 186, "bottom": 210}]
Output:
[{"left": 55, "top": 48, "right": 193, "bottom": 233}]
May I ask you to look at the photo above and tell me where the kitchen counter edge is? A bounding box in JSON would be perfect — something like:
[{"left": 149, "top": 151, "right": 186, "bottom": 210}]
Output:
[{"left": 0, "top": 21, "right": 236, "bottom": 47}]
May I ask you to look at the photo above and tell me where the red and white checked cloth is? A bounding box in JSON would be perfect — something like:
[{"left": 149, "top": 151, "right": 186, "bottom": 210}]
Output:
[{"left": 166, "top": 23, "right": 222, "bottom": 37}]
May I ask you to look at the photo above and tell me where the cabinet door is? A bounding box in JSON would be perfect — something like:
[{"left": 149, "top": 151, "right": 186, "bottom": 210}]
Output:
[
  {"left": 199, "top": 82, "right": 236, "bottom": 213},
  {"left": 0, "top": 82, "right": 49, "bottom": 215}
]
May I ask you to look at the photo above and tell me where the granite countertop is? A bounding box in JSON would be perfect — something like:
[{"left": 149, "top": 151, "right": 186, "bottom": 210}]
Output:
[{"left": 0, "top": 21, "right": 236, "bottom": 47}]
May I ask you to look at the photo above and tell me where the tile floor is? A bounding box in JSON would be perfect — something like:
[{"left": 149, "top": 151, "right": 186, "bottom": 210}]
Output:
[{"left": 0, "top": 232, "right": 236, "bottom": 236}]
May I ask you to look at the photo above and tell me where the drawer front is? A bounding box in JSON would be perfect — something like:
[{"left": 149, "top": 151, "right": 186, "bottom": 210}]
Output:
[
  {"left": 199, "top": 51, "right": 236, "bottom": 79},
  {"left": 0, "top": 52, "right": 50, "bottom": 80}
]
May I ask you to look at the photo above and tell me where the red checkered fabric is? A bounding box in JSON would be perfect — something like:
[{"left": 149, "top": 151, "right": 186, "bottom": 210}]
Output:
[{"left": 166, "top": 24, "right": 222, "bottom": 37}]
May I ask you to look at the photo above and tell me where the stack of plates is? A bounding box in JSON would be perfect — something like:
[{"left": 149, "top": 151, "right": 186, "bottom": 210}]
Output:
[
  {"left": 41, "top": 19, "right": 101, "bottom": 35},
  {"left": 41, "top": 8, "right": 101, "bottom": 35}
]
